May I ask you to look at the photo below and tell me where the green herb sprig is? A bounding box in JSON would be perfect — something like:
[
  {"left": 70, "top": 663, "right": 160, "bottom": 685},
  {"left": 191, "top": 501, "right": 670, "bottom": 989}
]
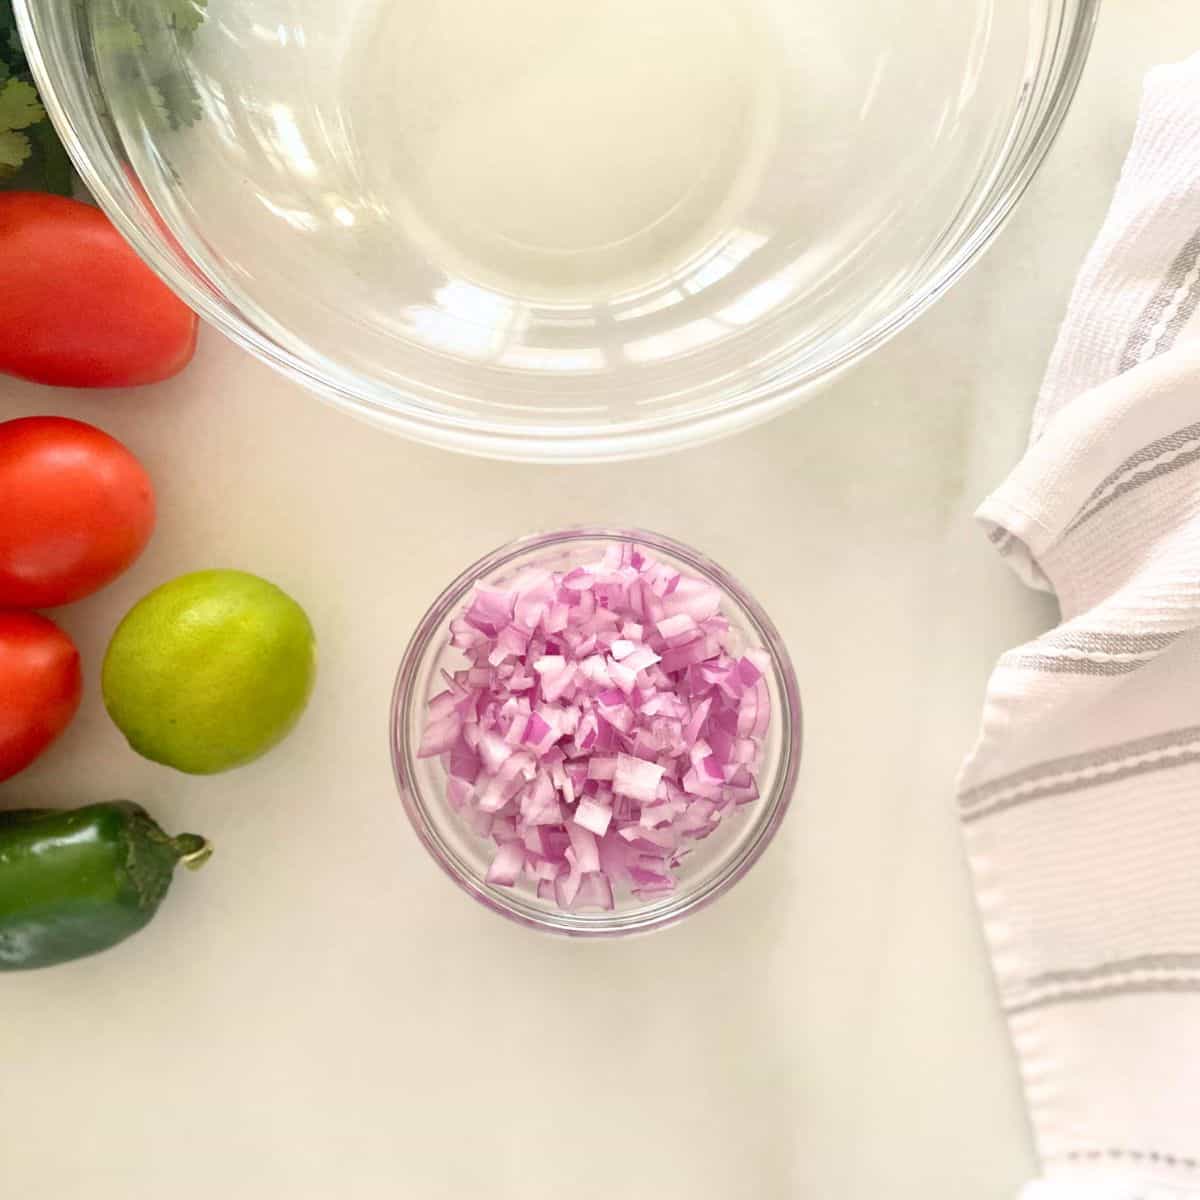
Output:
[
  {"left": 0, "top": 0, "right": 208, "bottom": 195},
  {"left": 0, "top": 2, "right": 72, "bottom": 192}
]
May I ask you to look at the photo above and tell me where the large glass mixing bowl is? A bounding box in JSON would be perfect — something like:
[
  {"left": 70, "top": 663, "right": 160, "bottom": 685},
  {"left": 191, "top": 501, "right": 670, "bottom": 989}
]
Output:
[{"left": 16, "top": 0, "right": 1097, "bottom": 461}]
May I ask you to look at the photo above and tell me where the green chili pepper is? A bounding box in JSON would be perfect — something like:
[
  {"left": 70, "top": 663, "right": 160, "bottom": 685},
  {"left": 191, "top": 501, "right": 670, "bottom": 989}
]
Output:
[{"left": 0, "top": 801, "right": 211, "bottom": 971}]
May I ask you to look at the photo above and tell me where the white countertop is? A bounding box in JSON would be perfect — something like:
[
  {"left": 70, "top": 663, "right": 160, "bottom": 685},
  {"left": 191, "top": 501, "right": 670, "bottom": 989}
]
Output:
[{"left": 2, "top": 6, "right": 1196, "bottom": 1198}]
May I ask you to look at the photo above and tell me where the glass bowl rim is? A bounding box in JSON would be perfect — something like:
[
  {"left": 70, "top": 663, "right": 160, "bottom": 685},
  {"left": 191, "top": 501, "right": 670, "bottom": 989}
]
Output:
[
  {"left": 390, "top": 526, "right": 803, "bottom": 937},
  {"left": 13, "top": 0, "right": 1101, "bottom": 462}
]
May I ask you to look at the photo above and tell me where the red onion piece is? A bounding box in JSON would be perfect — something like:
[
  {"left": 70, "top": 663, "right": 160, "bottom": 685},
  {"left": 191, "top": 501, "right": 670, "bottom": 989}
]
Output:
[
  {"left": 614, "top": 754, "right": 665, "bottom": 803},
  {"left": 574, "top": 798, "right": 614, "bottom": 837},
  {"left": 574, "top": 872, "right": 615, "bottom": 910},
  {"left": 485, "top": 841, "right": 525, "bottom": 886},
  {"left": 418, "top": 713, "right": 462, "bottom": 759}
]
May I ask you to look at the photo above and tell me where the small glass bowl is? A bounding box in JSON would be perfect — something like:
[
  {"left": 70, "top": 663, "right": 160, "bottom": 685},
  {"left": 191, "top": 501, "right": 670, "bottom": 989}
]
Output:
[{"left": 391, "top": 528, "right": 802, "bottom": 936}]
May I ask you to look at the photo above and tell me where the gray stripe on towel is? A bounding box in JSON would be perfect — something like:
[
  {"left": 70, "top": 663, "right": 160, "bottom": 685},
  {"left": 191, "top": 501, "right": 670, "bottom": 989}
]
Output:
[
  {"left": 962, "top": 748, "right": 1200, "bottom": 822},
  {"left": 1075, "top": 421, "right": 1200, "bottom": 514},
  {"left": 1006, "top": 976, "right": 1200, "bottom": 1016},
  {"left": 1119, "top": 228, "right": 1200, "bottom": 372},
  {"left": 998, "top": 628, "right": 1183, "bottom": 679},
  {"left": 1002, "top": 653, "right": 1149, "bottom": 677},
  {"left": 959, "top": 724, "right": 1200, "bottom": 820},
  {"left": 1028, "top": 952, "right": 1200, "bottom": 988},
  {"left": 1061, "top": 1148, "right": 1200, "bottom": 1171},
  {"left": 1038, "top": 628, "right": 1185, "bottom": 655},
  {"left": 1067, "top": 435, "right": 1200, "bottom": 536}
]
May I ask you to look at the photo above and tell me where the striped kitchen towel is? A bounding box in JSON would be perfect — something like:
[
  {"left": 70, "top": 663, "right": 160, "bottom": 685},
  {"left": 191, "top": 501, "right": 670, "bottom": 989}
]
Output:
[{"left": 959, "top": 53, "right": 1200, "bottom": 1200}]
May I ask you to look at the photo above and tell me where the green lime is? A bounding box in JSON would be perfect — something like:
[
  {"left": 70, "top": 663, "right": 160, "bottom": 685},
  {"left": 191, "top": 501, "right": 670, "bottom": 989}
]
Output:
[{"left": 102, "top": 569, "right": 317, "bottom": 775}]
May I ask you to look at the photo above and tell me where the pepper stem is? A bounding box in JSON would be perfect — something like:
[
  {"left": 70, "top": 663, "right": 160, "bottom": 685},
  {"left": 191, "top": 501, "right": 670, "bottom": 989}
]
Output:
[{"left": 173, "top": 834, "right": 214, "bottom": 871}]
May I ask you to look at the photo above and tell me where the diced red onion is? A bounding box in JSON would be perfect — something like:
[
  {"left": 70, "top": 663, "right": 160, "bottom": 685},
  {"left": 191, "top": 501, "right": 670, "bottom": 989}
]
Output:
[
  {"left": 574, "top": 798, "right": 613, "bottom": 837},
  {"left": 447, "top": 776, "right": 472, "bottom": 811},
  {"left": 614, "top": 754, "right": 665, "bottom": 803},
  {"left": 574, "top": 872, "right": 615, "bottom": 910},
  {"left": 420, "top": 543, "right": 774, "bottom": 911},
  {"left": 567, "top": 821, "right": 601, "bottom": 874},
  {"left": 418, "top": 713, "right": 462, "bottom": 759},
  {"left": 478, "top": 730, "right": 513, "bottom": 774},
  {"left": 555, "top": 870, "right": 584, "bottom": 908},
  {"left": 607, "top": 658, "right": 638, "bottom": 695},
  {"left": 485, "top": 841, "right": 525, "bottom": 886},
  {"left": 622, "top": 645, "right": 661, "bottom": 674},
  {"left": 587, "top": 756, "right": 618, "bottom": 781}
]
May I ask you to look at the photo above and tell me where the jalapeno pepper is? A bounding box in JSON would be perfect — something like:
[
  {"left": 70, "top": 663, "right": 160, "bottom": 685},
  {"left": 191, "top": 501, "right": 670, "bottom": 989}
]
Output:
[{"left": 0, "top": 801, "right": 210, "bottom": 971}]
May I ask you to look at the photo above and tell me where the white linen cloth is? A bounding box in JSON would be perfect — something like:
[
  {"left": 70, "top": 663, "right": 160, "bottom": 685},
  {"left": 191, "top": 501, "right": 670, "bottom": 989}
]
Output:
[{"left": 958, "top": 54, "right": 1200, "bottom": 1200}]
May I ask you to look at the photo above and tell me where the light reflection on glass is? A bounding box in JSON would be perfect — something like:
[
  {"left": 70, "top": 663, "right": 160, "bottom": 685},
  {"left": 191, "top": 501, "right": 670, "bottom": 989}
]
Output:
[
  {"left": 957, "top": 2, "right": 994, "bottom": 114},
  {"left": 401, "top": 279, "right": 523, "bottom": 360},
  {"left": 682, "top": 229, "right": 768, "bottom": 294},
  {"left": 253, "top": 192, "right": 321, "bottom": 232},
  {"left": 858, "top": 52, "right": 892, "bottom": 122},
  {"left": 613, "top": 288, "right": 685, "bottom": 323},
  {"left": 608, "top": 228, "right": 768, "bottom": 322},
  {"left": 530, "top": 304, "right": 602, "bottom": 328},
  {"left": 624, "top": 318, "right": 726, "bottom": 364},
  {"left": 435, "top": 280, "right": 517, "bottom": 329},
  {"left": 406, "top": 306, "right": 503, "bottom": 360},
  {"left": 498, "top": 346, "right": 607, "bottom": 372},
  {"left": 718, "top": 272, "right": 797, "bottom": 326},
  {"left": 268, "top": 104, "right": 317, "bottom": 178},
  {"left": 246, "top": 23, "right": 280, "bottom": 44}
]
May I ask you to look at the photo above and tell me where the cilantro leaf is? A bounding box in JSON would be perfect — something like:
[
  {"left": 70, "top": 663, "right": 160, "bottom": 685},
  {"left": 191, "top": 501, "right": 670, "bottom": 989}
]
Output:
[
  {"left": 0, "top": 77, "right": 43, "bottom": 130},
  {"left": 0, "top": 77, "right": 44, "bottom": 174},
  {"left": 152, "top": 68, "right": 201, "bottom": 130},
  {"left": 145, "top": 81, "right": 169, "bottom": 127},
  {"left": 0, "top": 0, "right": 69, "bottom": 191},
  {"left": 164, "top": 0, "right": 207, "bottom": 41},
  {"left": 0, "top": 0, "right": 210, "bottom": 194},
  {"left": 0, "top": 126, "right": 31, "bottom": 171},
  {"left": 98, "top": 0, "right": 208, "bottom": 131},
  {"left": 91, "top": 12, "right": 144, "bottom": 57}
]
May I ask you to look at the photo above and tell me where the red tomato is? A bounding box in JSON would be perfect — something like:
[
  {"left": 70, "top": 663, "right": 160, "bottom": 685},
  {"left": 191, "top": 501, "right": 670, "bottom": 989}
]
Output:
[
  {"left": 0, "top": 417, "right": 156, "bottom": 608},
  {"left": 0, "top": 192, "right": 198, "bottom": 388},
  {"left": 0, "top": 612, "right": 82, "bottom": 783}
]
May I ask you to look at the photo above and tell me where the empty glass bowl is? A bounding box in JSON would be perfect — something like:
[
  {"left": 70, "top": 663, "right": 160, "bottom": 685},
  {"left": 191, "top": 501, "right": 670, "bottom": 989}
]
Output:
[
  {"left": 16, "top": 0, "right": 1097, "bottom": 460},
  {"left": 391, "top": 529, "right": 802, "bottom": 935}
]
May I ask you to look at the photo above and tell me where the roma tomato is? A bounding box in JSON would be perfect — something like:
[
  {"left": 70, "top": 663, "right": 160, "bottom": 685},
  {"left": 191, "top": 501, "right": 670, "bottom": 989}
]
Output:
[
  {"left": 0, "top": 417, "right": 156, "bottom": 608},
  {"left": 0, "top": 612, "right": 82, "bottom": 783},
  {"left": 0, "top": 192, "right": 197, "bottom": 388}
]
